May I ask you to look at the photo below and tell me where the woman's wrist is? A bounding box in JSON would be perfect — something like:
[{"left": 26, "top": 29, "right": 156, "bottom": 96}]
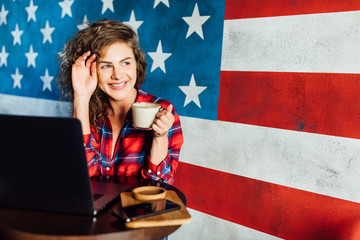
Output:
[
  {"left": 150, "top": 135, "right": 168, "bottom": 166},
  {"left": 72, "top": 96, "right": 91, "bottom": 135},
  {"left": 73, "top": 93, "right": 91, "bottom": 104}
]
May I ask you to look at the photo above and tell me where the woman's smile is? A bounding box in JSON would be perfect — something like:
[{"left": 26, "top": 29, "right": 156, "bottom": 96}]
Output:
[{"left": 108, "top": 81, "right": 128, "bottom": 89}]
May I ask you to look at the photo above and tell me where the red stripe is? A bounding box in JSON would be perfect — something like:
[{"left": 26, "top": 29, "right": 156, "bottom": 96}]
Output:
[
  {"left": 174, "top": 162, "right": 360, "bottom": 239},
  {"left": 217, "top": 71, "right": 360, "bottom": 139},
  {"left": 225, "top": 0, "right": 360, "bottom": 19}
]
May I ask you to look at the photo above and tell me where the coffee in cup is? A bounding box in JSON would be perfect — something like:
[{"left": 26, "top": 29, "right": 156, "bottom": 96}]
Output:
[{"left": 131, "top": 102, "right": 161, "bottom": 129}]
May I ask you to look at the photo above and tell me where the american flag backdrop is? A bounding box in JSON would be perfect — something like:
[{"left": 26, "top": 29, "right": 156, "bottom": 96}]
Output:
[{"left": 2, "top": 0, "right": 360, "bottom": 239}]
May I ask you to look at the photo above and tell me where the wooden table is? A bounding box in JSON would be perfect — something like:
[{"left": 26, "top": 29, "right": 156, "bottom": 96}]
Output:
[{"left": 0, "top": 176, "right": 187, "bottom": 240}]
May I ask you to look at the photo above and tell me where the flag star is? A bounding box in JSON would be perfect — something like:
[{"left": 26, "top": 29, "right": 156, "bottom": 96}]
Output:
[
  {"left": 25, "top": 0, "right": 38, "bottom": 22},
  {"left": 40, "top": 20, "right": 55, "bottom": 44},
  {"left": 123, "top": 10, "right": 143, "bottom": 35},
  {"left": 11, "top": 24, "right": 24, "bottom": 45},
  {"left": 40, "top": 68, "right": 53, "bottom": 91},
  {"left": 25, "top": 45, "right": 38, "bottom": 68},
  {"left": 153, "top": 0, "right": 170, "bottom": 8},
  {"left": 58, "top": 0, "right": 74, "bottom": 18},
  {"left": 178, "top": 74, "right": 207, "bottom": 108},
  {"left": 0, "top": 4, "right": 9, "bottom": 25},
  {"left": 11, "top": 68, "right": 23, "bottom": 89},
  {"left": 101, "top": 0, "right": 114, "bottom": 15},
  {"left": 77, "top": 15, "right": 89, "bottom": 30},
  {"left": 182, "top": 3, "right": 210, "bottom": 40},
  {"left": 148, "top": 41, "right": 172, "bottom": 73},
  {"left": 0, "top": 45, "right": 9, "bottom": 67}
]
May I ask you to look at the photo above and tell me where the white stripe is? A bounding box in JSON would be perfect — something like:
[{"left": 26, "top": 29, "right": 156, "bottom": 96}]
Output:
[
  {"left": 222, "top": 10, "right": 360, "bottom": 73},
  {"left": 179, "top": 116, "right": 360, "bottom": 203},
  {"left": 170, "top": 208, "right": 283, "bottom": 240},
  {"left": 0, "top": 94, "right": 71, "bottom": 117}
]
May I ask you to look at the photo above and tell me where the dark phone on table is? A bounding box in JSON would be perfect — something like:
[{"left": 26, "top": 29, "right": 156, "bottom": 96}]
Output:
[{"left": 111, "top": 199, "right": 181, "bottom": 222}]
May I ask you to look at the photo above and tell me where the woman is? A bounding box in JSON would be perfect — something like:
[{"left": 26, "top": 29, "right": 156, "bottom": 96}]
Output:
[{"left": 57, "top": 19, "right": 183, "bottom": 184}]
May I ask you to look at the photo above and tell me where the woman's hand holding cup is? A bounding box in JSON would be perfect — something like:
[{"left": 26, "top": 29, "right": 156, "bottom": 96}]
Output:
[
  {"left": 152, "top": 104, "right": 175, "bottom": 138},
  {"left": 131, "top": 103, "right": 175, "bottom": 137}
]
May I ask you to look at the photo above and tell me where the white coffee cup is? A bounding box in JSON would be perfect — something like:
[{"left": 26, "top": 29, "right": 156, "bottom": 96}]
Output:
[{"left": 131, "top": 102, "right": 161, "bottom": 129}]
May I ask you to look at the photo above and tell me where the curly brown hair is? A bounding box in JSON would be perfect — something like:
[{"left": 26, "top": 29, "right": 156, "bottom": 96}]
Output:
[{"left": 57, "top": 19, "right": 147, "bottom": 128}]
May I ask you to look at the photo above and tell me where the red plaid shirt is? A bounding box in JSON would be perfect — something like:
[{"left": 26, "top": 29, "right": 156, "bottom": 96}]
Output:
[{"left": 83, "top": 88, "right": 183, "bottom": 184}]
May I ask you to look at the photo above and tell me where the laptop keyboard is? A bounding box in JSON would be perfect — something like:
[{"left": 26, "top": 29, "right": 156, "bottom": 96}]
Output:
[{"left": 93, "top": 193, "right": 104, "bottom": 201}]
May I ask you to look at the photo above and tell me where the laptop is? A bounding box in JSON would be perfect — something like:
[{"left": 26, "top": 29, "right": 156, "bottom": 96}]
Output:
[{"left": 0, "top": 114, "right": 129, "bottom": 216}]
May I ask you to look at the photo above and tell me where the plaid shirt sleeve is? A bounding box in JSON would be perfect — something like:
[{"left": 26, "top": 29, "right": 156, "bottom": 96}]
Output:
[
  {"left": 83, "top": 125, "right": 102, "bottom": 177},
  {"left": 141, "top": 105, "right": 183, "bottom": 184}
]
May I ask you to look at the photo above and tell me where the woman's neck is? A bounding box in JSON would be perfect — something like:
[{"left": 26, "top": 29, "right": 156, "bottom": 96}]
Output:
[{"left": 107, "top": 88, "right": 138, "bottom": 118}]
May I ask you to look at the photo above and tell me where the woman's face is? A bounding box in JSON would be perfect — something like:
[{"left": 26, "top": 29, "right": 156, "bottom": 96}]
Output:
[{"left": 96, "top": 41, "right": 137, "bottom": 103}]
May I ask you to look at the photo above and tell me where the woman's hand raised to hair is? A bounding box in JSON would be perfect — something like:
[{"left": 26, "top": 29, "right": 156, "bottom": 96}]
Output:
[
  {"left": 71, "top": 51, "right": 98, "bottom": 101},
  {"left": 71, "top": 51, "right": 97, "bottom": 135}
]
